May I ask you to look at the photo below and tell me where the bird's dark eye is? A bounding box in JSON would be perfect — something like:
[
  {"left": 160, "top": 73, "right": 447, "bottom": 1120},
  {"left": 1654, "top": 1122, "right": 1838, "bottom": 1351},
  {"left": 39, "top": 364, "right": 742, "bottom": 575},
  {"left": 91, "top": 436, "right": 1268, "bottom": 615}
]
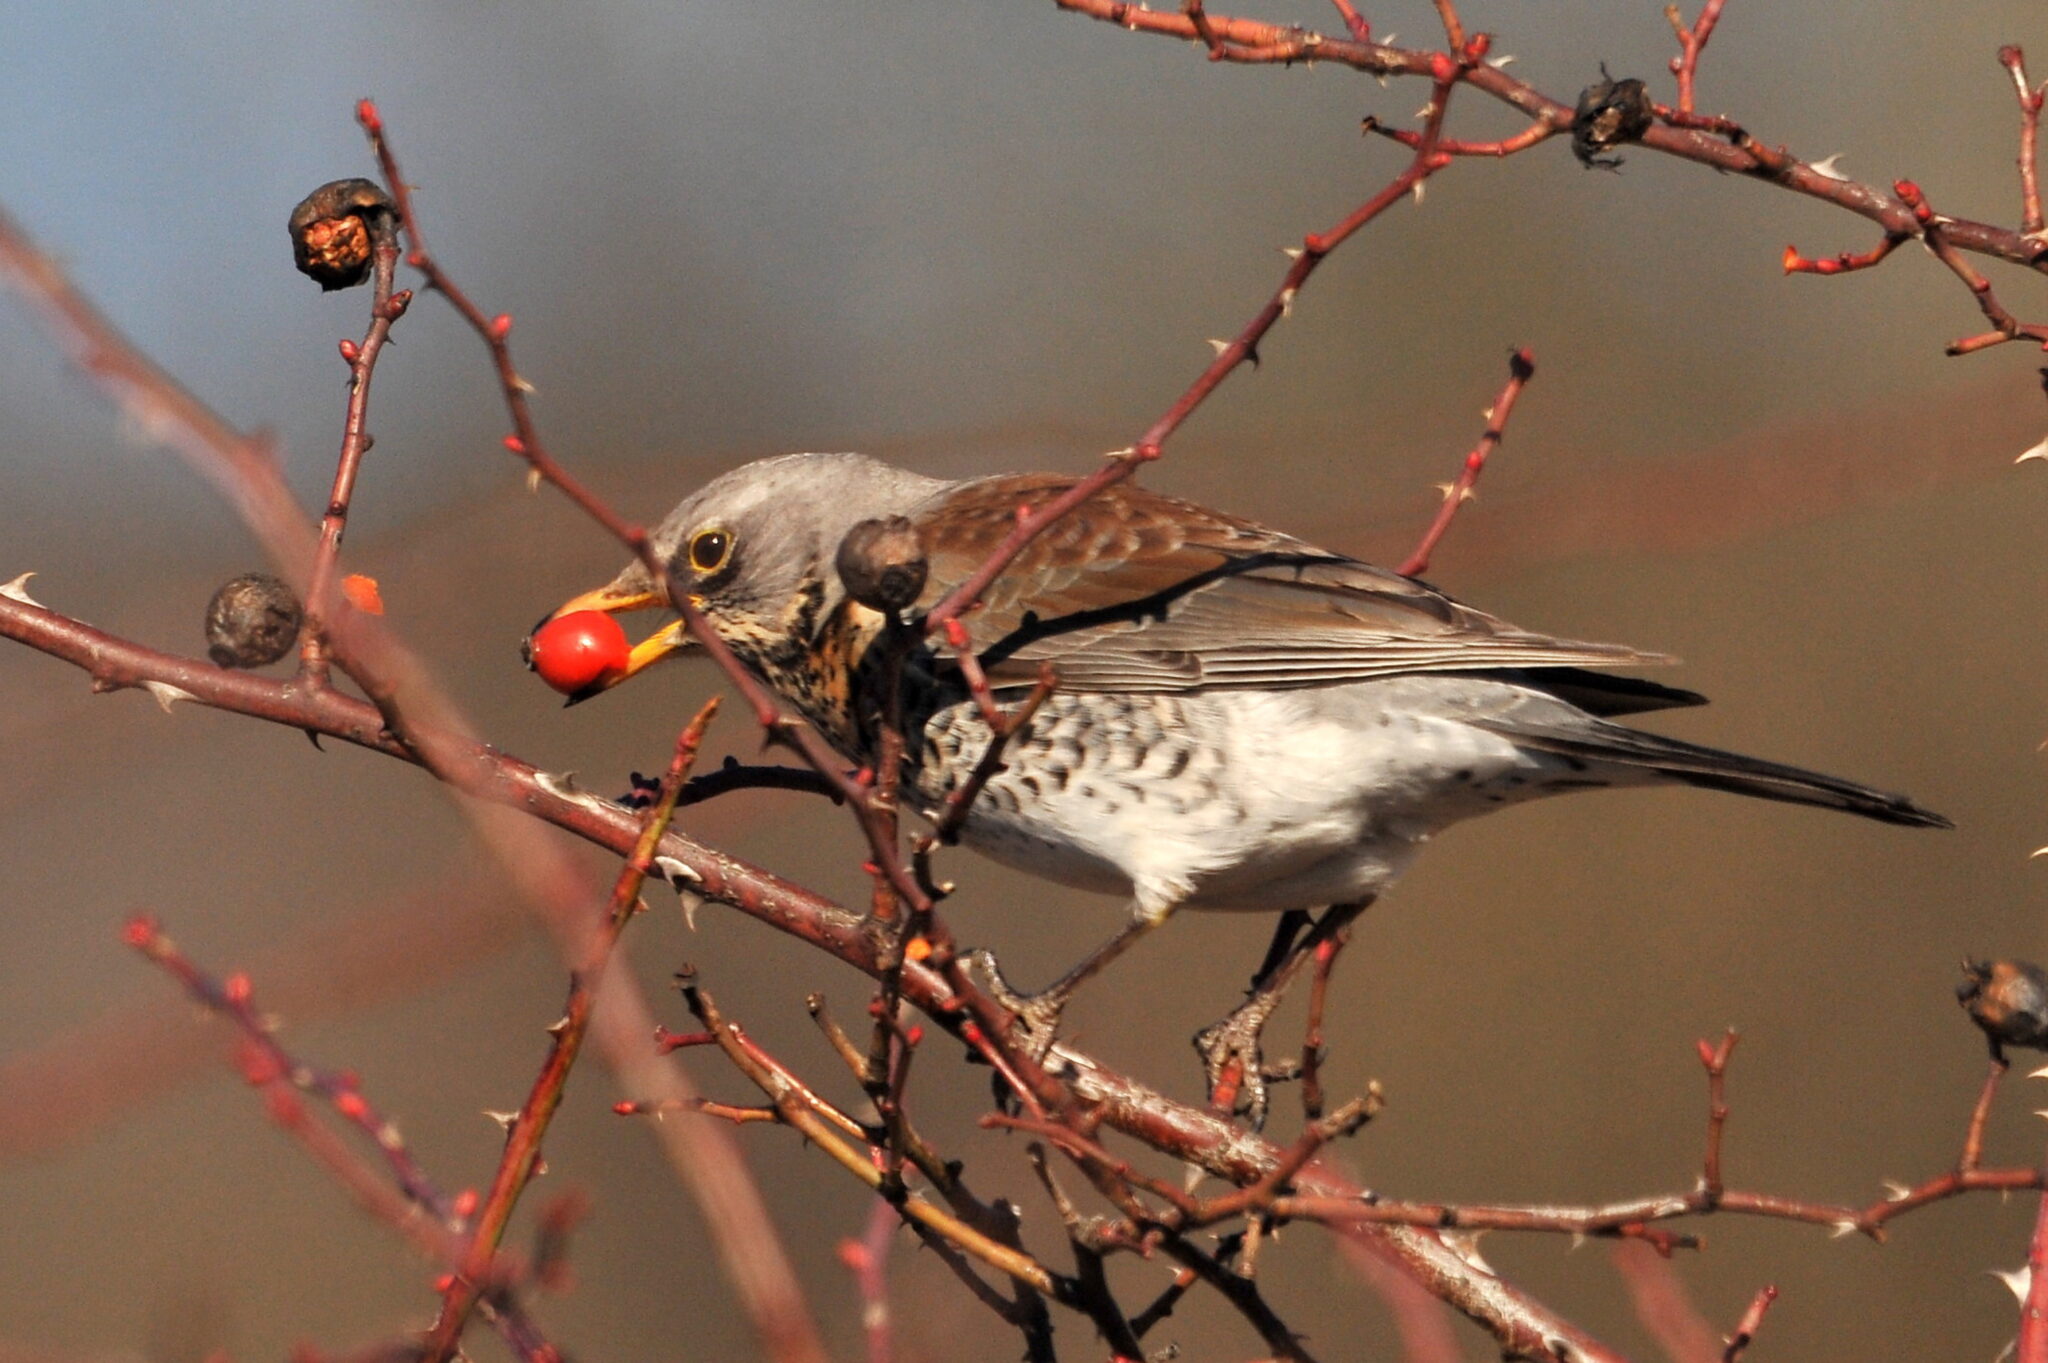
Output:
[{"left": 688, "top": 528, "right": 732, "bottom": 573}]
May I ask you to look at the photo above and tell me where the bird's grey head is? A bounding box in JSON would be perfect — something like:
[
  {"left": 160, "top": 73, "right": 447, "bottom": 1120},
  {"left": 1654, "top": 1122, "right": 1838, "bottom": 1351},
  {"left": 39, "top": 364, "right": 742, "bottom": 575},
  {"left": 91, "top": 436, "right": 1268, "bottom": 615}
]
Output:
[
  {"left": 540, "top": 452, "right": 948, "bottom": 692},
  {"left": 644, "top": 452, "right": 945, "bottom": 623}
]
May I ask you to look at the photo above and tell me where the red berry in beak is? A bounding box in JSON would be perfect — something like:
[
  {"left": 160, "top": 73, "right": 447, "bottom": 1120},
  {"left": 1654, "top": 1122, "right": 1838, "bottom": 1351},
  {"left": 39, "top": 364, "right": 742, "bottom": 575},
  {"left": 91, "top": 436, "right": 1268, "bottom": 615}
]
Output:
[{"left": 527, "top": 610, "right": 630, "bottom": 695}]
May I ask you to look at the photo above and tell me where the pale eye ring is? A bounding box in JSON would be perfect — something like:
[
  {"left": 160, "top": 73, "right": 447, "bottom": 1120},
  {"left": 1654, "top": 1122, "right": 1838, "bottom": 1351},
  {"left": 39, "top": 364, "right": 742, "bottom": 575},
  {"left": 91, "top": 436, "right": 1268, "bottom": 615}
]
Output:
[{"left": 688, "top": 528, "right": 732, "bottom": 573}]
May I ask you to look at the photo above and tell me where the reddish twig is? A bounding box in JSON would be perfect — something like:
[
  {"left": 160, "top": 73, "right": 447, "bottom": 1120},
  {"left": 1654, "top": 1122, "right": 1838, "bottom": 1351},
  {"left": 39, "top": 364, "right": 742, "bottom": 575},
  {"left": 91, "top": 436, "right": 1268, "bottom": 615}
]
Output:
[
  {"left": 1055, "top": 0, "right": 2048, "bottom": 352},
  {"left": 1398, "top": 347, "right": 1534, "bottom": 578},
  {"left": 615, "top": 1096, "right": 780, "bottom": 1124},
  {"left": 1182, "top": 0, "right": 1224, "bottom": 58},
  {"left": 1192, "top": 1097, "right": 1377, "bottom": 1222},
  {"left": 994, "top": 1109, "right": 1202, "bottom": 1219},
  {"left": 355, "top": 105, "right": 940, "bottom": 933},
  {"left": 1326, "top": 0, "right": 1369, "bottom": 42},
  {"left": 421, "top": 700, "right": 718, "bottom": 1363},
  {"left": 1665, "top": 0, "right": 1727, "bottom": 114},
  {"left": 918, "top": 40, "right": 1477, "bottom": 646},
  {"left": 1272, "top": 1031, "right": 2043, "bottom": 1250},
  {"left": 20, "top": 582, "right": 2043, "bottom": 1346},
  {"left": 1430, "top": 0, "right": 1463, "bottom": 51},
  {"left": 1962, "top": 1056, "right": 2009, "bottom": 1172},
  {"left": 2023, "top": 1098, "right": 2048, "bottom": 1363},
  {"left": 0, "top": 177, "right": 820, "bottom": 1363},
  {"left": 1273, "top": 1192, "right": 1699, "bottom": 1252},
  {"left": 913, "top": 664, "right": 1058, "bottom": 900},
  {"left": 680, "top": 981, "right": 1073, "bottom": 1302},
  {"left": 299, "top": 204, "right": 407, "bottom": 686},
  {"left": 1298, "top": 926, "right": 1346, "bottom": 1121},
  {"left": 1699, "top": 1029, "right": 1737, "bottom": 1202},
  {"left": 0, "top": 128, "right": 1842, "bottom": 1355},
  {"left": 1889, "top": 179, "right": 2048, "bottom": 354},
  {"left": 121, "top": 919, "right": 563, "bottom": 1361},
  {"left": 1782, "top": 233, "right": 1908, "bottom": 276},
  {"left": 0, "top": 872, "right": 518, "bottom": 1167},
  {"left": 2002, "top": 46, "right": 2047, "bottom": 237},
  {"left": 123, "top": 917, "right": 454, "bottom": 1227},
  {"left": 1363, "top": 115, "right": 1557, "bottom": 158},
  {"left": 1722, "top": 1284, "right": 1778, "bottom": 1363}
]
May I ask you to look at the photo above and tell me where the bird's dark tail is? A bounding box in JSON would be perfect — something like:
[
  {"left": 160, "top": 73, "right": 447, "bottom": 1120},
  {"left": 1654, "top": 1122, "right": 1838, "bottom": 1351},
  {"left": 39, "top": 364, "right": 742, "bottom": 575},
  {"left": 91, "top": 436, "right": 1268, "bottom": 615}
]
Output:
[{"left": 1476, "top": 714, "right": 1951, "bottom": 829}]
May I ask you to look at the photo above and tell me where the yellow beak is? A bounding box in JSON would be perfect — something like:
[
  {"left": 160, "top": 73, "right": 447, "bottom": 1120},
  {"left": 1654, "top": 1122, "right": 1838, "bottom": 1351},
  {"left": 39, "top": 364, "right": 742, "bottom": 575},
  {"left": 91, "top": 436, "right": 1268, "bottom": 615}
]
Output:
[{"left": 536, "top": 580, "right": 698, "bottom": 702}]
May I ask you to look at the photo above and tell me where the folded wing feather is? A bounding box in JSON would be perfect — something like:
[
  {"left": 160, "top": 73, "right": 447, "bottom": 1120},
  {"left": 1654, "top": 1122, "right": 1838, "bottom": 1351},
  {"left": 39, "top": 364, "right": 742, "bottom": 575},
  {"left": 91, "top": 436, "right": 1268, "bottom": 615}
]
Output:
[{"left": 912, "top": 475, "right": 1671, "bottom": 694}]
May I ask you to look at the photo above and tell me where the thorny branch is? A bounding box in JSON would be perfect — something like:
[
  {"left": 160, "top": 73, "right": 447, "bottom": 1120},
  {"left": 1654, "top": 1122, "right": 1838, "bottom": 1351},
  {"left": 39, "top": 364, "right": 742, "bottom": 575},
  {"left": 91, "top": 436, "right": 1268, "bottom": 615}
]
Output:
[
  {"left": 678, "top": 980, "right": 1073, "bottom": 1303},
  {"left": 0, "top": 582, "right": 1617, "bottom": 1358},
  {"left": 358, "top": 106, "right": 943, "bottom": 934},
  {"left": 1057, "top": 0, "right": 2048, "bottom": 360},
  {"left": 124, "top": 919, "right": 460, "bottom": 1255},
  {"left": 345, "top": 95, "right": 1594, "bottom": 1359},
  {"left": 299, "top": 186, "right": 405, "bottom": 687},
  {"left": 2, "top": 139, "right": 831, "bottom": 1363},
  {"left": 16, "top": 565, "right": 2048, "bottom": 1349},
  {"left": 420, "top": 700, "right": 719, "bottom": 1363},
  {"left": 124, "top": 919, "right": 562, "bottom": 1362},
  {"left": 1399, "top": 347, "right": 1535, "bottom": 578},
  {"left": 915, "top": 34, "right": 1478, "bottom": 645}
]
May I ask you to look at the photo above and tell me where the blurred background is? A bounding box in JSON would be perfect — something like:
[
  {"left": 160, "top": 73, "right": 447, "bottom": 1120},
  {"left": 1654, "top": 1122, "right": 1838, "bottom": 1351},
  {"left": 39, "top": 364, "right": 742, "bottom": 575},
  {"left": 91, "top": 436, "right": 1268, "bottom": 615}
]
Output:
[{"left": 1, "top": 2, "right": 2044, "bottom": 1358}]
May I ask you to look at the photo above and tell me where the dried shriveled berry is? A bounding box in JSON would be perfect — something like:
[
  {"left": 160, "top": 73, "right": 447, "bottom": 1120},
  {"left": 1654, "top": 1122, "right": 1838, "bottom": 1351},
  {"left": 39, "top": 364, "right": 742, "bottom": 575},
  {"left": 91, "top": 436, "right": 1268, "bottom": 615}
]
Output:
[
  {"left": 526, "top": 611, "right": 631, "bottom": 695},
  {"left": 288, "top": 178, "right": 396, "bottom": 290},
  {"left": 835, "top": 516, "right": 929, "bottom": 615},
  {"left": 1572, "top": 69, "right": 1653, "bottom": 169},
  {"left": 205, "top": 573, "right": 303, "bottom": 669},
  {"left": 1957, "top": 958, "right": 2048, "bottom": 1057}
]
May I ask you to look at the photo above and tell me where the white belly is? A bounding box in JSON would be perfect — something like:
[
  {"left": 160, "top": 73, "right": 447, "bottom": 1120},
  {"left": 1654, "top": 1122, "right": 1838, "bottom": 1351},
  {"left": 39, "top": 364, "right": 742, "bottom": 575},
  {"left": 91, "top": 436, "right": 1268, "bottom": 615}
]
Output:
[{"left": 924, "top": 679, "right": 1607, "bottom": 917}]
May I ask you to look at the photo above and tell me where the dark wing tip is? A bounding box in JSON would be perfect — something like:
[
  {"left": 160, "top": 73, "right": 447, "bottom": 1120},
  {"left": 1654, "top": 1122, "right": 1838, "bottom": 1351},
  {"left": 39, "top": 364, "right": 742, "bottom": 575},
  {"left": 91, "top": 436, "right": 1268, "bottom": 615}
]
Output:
[
  {"left": 1886, "top": 801, "right": 1954, "bottom": 831},
  {"left": 1511, "top": 666, "right": 1709, "bottom": 717}
]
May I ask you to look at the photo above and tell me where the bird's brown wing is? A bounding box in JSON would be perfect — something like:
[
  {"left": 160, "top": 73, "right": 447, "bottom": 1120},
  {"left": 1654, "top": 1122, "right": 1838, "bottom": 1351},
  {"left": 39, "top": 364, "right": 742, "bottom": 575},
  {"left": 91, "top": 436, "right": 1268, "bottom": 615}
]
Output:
[{"left": 913, "top": 474, "right": 1671, "bottom": 693}]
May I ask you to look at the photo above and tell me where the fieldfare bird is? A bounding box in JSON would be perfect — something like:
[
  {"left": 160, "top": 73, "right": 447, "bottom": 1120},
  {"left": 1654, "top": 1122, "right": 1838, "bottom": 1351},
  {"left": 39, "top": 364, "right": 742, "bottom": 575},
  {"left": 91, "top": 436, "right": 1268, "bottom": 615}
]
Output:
[{"left": 538, "top": 452, "right": 1947, "bottom": 1114}]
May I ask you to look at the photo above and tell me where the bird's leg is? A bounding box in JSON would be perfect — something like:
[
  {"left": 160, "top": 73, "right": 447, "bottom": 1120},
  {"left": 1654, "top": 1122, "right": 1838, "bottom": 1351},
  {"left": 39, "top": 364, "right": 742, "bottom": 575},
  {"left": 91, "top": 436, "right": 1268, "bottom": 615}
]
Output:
[
  {"left": 1184, "top": 910, "right": 1312, "bottom": 1110},
  {"left": 1249, "top": 908, "right": 1316, "bottom": 989},
  {"left": 1195, "top": 899, "right": 1371, "bottom": 1128},
  {"left": 966, "top": 901, "right": 1176, "bottom": 1059}
]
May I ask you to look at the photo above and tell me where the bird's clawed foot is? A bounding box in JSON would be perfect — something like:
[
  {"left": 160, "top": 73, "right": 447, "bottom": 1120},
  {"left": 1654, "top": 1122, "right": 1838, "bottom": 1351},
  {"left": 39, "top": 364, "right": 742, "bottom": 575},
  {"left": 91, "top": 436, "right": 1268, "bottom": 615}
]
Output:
[
  {"left": 962, "top": 912, "right": 1167, "bottom": 1062},
  {"left": 963, "top": 948, "right": 1071, "bottom": 1061},
  {"left": 1194, "top": 989, "right": 1302, "bottom": 1130},
  {"left": 1196, "top": 901, "right": 1371, "bottom": 1129}
]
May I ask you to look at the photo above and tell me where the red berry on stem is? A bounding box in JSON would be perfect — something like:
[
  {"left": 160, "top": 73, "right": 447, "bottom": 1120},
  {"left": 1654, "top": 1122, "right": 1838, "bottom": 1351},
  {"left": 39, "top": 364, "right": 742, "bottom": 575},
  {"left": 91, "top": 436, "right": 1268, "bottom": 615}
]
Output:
[{"left": 527, "top": 611, "right": 630, "bottom": 694}]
